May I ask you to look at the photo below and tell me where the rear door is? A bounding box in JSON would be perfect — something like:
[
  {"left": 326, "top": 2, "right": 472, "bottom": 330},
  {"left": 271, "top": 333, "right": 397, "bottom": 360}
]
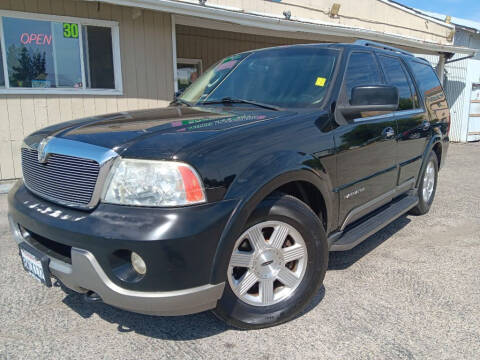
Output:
[
  {"left": 378, "top": 54, "right": 426, "bottom": 188},
  {"left": 333, "top": 51, "right": 398, "bottom": 229},
  {"left": 404, "top": 59, "right": 449, "bottom": 178}
]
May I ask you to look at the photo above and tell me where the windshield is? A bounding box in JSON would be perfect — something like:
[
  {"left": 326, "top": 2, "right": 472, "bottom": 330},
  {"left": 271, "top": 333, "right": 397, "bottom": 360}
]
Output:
[{"left": 179, "top": 47, "right": 338, "bottom": 108}]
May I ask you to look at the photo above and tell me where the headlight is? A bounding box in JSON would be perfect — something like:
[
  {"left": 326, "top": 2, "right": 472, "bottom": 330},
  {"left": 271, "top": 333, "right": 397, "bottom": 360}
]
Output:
[{"left": 103, "top": 159, "right": 206, "bottom": 207}]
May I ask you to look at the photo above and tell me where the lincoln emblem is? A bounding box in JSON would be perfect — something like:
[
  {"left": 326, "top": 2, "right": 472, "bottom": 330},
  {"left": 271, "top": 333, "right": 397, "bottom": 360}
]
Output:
[{"left": 37, "top": 137, "right": 51, "bottom": 164}]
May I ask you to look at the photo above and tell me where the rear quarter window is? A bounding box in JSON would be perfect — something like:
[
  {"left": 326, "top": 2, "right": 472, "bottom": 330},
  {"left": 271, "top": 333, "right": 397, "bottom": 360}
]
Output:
[{"left": 408, "top": 60, "right": 449, "bottom": 123}]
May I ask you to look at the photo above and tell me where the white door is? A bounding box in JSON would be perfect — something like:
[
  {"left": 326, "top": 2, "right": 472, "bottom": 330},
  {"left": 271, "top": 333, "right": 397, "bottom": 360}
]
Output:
[{"left": 467, "top": 83, "right": 480, "bottom": 142}]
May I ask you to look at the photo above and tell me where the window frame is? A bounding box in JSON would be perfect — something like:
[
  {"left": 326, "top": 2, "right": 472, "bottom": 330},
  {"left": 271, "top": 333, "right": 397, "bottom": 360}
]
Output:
[
  {"left": 0, "top": 10, "right": 122, "bottom": 95},
  {"left": 176, "top": 58, "right": 203, "bottom": 91}
]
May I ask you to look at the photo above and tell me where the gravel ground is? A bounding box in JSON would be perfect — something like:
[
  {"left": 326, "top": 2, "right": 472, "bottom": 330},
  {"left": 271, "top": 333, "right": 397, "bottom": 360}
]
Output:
[{"left": 1, "top": 143, "right": 479, "bottom": 360}]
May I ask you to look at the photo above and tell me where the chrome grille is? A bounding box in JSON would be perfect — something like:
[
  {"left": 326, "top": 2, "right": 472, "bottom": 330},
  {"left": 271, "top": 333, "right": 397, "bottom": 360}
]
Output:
[{"left": 21, "top": 148, "right": 100, "bottom": 206}]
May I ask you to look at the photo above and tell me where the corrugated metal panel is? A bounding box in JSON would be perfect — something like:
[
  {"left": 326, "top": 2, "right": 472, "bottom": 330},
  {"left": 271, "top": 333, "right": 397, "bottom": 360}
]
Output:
[{"left": 444, "top": 57, "right": 470, "bottom": 142}]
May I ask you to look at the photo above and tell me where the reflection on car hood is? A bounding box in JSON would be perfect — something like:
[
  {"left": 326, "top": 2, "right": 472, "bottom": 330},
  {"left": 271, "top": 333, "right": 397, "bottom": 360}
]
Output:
[{"left": 27, "top": 106, "right": 294, "bottom": 157}]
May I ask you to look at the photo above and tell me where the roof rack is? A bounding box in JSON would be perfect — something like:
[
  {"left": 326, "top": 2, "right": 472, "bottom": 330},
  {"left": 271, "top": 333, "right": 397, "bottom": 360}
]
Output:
[{"left": 353, "top": 40, "right": 413, "bottom": 57}]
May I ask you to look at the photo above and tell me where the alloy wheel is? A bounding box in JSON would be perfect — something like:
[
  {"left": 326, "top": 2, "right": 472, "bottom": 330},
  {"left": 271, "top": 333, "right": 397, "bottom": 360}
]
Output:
[
  {"left": 227, "top": 220, "right": 308, "bottom": 307},
  {"left": 422, "top": 160, "right": 435, "bottom": 203}
]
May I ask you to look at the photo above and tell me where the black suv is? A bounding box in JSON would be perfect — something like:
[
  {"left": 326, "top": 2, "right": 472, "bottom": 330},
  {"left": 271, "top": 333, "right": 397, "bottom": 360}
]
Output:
[{"left": 8, "top": 40, "right": 450, "bottom": 329}]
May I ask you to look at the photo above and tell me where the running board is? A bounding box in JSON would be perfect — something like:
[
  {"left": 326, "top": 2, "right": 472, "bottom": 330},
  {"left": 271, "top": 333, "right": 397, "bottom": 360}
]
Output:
[{"left": 329, "top": 194, "right": 419, "bottom": 251}]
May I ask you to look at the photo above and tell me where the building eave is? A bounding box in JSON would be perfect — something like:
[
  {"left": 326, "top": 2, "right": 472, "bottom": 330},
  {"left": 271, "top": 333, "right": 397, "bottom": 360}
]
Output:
[{"left": 92, "top": 0, "right": 476, "bottom": 55}]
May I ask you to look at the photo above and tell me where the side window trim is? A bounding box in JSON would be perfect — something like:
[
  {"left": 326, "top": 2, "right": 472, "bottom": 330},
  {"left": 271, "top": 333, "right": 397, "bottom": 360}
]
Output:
[{"left": 353, "top": 112, "right": 394, "bottom": 123}]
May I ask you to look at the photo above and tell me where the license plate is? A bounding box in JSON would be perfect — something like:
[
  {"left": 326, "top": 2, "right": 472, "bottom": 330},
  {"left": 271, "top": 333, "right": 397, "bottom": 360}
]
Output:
[{"left": 19, "top": 242, "right": 52, "bottom": 287}]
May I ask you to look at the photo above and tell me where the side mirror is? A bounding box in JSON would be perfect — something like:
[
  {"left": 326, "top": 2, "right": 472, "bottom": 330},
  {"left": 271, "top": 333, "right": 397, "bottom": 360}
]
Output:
[{"left": 339, "top": 85, "right": 399, "bottom": 116}]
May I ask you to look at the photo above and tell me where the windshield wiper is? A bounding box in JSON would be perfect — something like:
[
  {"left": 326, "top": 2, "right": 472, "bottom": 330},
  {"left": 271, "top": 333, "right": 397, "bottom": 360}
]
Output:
[{"left": 199, "top": 97, "right": 280, "bottom": 111}]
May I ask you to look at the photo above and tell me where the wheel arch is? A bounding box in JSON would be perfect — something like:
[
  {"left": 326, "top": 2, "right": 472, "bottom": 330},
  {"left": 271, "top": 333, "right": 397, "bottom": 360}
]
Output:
[
  {"left": 209, "top": 161, "right": 335, "bottom": 285},
  {"left": 416, "top": 136, "right": 442, "bottom": 188}
]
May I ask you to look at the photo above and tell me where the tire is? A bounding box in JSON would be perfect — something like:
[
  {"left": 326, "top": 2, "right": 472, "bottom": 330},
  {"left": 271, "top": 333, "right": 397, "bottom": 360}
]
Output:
[
  {"left": 410, "top": 151, "right": 438, "bottom": 215},
  {"left": 213, "top": 194, "right": 328, "bottom": 329}
]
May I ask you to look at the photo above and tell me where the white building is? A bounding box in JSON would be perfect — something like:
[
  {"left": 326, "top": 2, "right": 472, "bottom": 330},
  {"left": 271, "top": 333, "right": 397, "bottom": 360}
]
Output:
[{"left": 410, "top": 8, "right": 480, "bottom": 142}]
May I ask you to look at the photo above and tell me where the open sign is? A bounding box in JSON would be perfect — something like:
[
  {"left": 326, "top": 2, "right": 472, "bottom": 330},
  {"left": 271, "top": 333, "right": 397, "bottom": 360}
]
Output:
[{"left": 20, "top": 33, "right": 52, "bottom": 46}]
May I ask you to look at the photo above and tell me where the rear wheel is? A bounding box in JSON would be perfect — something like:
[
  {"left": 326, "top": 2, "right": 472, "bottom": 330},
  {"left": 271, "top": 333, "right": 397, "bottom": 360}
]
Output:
[
  {"left": 213, "top": 194, "right": 328, "bottom": 329},
  {"left": 410, "top": 151, "right": 438, "bottom": 215}
]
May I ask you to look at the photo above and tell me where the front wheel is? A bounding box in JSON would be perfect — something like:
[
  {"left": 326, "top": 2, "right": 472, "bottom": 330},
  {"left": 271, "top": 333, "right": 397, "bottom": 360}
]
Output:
[
  {"left": 213, "top": 194, "right": 328, "bottom": 329},
  {"left": 410, "top": 151, "right": 438, "bottom": 215}
]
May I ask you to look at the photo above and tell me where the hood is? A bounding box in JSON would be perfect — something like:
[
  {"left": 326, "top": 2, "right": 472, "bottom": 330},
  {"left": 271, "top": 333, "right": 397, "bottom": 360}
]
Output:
[{"left": 28, "top": 106, "right": 293, "bottom": 157}]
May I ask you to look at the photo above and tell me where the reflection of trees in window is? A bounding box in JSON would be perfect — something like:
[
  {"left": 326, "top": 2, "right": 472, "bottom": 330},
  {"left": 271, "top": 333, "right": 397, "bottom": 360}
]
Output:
[
  {"left": 8, "top": 45, "right": 47, "bottom": 87},
  {"left": 398, "top": 98, "right": 413, "bottom": 110}
]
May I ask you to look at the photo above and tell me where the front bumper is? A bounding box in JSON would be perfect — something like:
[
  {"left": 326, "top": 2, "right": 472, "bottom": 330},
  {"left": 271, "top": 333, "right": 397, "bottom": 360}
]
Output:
[{"left": 8, "top": 182, "right": 237, "bottom": 316}]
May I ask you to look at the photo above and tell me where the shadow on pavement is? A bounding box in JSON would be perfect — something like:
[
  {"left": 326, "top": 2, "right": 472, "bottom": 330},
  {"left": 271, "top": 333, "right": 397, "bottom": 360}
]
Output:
[
  {"left": 328, "top": 215, "right": 411, "bottom": 270},
  {"left": 60, "top": 215, "right": 410, "bottom": 338},
  {"left": 61, "top": 287, "right": 229, "bottom": 340},
  {"left": 62, "top": 283, "right": 326, "bottom": 337}
]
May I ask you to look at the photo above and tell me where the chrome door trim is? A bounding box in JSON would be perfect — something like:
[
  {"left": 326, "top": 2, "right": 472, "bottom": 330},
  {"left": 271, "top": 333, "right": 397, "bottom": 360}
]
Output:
[
  {"left": 340, "top": 177, "right": 416, "bottom": 231},
  {"left": 22, "top": 137, "right": 119, "bottom": 210},
  {"left": 353, "top": 108, "right": 424, "bottom": 124},
  {"left": 353, "top": 112, "right": 394, "bottom": 123},
  {"left": 394, "top": 108, "right": 424, "bottom": 117},
  {"left": 341, "top": 189, "right": 395, "bottom": 231}
]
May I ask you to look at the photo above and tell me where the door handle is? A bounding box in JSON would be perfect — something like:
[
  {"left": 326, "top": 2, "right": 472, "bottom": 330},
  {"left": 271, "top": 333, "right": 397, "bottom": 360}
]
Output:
[{"left": 382, "top": 127, "right": 395, "bottom": 139}]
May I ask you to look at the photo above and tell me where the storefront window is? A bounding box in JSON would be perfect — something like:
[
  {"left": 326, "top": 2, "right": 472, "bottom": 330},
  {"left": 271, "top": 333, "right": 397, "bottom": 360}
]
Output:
[
  {"left": 3, "top": 17, "right": 82, "bottom": 88},
  {"left": 177, "top": 59, "right": 202, "bottom": 91},
  {"left": 0, "top": 12, "right": 121, "bottom": 93},
  {"left": 83, "top": 25, "right": 115, "bottom": 89}
]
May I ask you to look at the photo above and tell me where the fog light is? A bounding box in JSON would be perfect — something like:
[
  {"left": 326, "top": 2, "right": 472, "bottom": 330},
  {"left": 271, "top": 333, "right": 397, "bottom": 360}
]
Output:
[{"left": 131, "top": 252, "right": 147, "bottom": 275}]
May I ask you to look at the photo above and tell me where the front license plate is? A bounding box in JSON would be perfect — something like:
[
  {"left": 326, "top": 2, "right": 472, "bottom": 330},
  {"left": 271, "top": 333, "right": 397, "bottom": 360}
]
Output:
[{"left": 19, "top": 242, "right": 52, "bottom": 287}]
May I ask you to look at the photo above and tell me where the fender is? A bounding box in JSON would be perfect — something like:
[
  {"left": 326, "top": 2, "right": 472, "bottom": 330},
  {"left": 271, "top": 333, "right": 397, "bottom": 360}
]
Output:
[
  {"left": 209, "top": 150, "right": 336, "bottom": 284},
  {"left": 416, "top": 135, "right": 442, "bottom": 188}
]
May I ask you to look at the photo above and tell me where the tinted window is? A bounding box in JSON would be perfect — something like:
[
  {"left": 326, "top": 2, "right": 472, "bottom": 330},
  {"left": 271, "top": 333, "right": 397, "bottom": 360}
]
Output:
[
  {"left": 83, "top": 26, "right": 115, "bottom": 89},
  {"left": 378, "top": 55, "right": 413, "bottom": 110},
  {"left": 409, "top": 60, "right": 448, "bottom": 121},
  {"left": 345, "top": 52, "right": 382, "bottom": 103},
  {"left": 409, "top": 61, "right": 442, "bottom": 99},
  {"left": 181, "top": 48, "right": 338, "bottom": 108}
]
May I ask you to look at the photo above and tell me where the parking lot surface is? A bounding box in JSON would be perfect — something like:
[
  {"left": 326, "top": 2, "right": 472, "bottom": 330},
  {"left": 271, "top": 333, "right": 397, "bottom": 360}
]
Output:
[{"left": 1, "top": 143, "right": 479, "bottom": 359}]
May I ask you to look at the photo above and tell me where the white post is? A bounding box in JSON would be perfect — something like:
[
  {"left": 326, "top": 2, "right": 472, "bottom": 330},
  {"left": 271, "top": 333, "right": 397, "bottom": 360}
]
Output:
[
  {"left": 171, "top": 14, "right": 178, "bottom": 93},
  {"left": 436, "top": 53, "right": 446, "bottom": 85}
]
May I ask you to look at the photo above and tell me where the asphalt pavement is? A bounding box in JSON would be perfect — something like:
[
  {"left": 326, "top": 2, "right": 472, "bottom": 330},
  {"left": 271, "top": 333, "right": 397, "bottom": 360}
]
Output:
[{"left": 1, "top": 143, "right": 479, "bottom": 359}]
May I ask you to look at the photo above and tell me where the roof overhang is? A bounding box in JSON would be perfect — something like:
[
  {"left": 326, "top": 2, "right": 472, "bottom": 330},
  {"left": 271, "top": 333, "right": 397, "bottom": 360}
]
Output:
[{"left": 92, "top": 0, "right": 477, "bottom": 56}]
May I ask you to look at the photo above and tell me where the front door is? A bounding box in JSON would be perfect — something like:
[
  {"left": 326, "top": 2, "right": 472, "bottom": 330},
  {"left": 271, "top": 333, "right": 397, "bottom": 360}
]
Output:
[{"left": 333, "top": 51, "right": 398, "bottom": 229}]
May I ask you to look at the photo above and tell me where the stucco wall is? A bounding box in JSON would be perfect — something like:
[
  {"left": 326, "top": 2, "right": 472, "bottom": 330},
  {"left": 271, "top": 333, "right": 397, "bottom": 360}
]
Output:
[
  {"left": 178, "top": 0, "right": 453, "bottom": 45},
  {"left": 0, "top": 0, "right": 174, "bottom": 180}
]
